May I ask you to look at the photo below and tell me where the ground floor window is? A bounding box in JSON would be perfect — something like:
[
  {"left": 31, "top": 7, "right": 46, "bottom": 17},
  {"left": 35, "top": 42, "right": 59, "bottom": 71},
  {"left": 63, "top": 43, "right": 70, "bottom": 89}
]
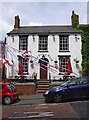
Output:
[
  {"left": 58, "top": 55, "right": 72, "bottom": 75},
  {"left": 18, "top": 56, "right": 28, "bottom": 75}
]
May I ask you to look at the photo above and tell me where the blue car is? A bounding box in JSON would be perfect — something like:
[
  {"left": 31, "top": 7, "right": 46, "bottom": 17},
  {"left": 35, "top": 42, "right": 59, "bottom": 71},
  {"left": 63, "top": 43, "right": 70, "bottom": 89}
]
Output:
[{"left": 43, "top": 76, "right": 89, "bottom": 103}]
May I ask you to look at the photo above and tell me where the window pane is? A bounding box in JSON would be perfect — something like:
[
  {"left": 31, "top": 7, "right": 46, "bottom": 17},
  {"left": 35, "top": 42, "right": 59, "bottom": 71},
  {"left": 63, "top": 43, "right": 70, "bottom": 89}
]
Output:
[
  {"left": 19, "top": 36, "right": 28, "bottom": 50},
  {"left": 59, "top": 57, "right": 69, "bottom": 72},
  {"left": 59, "top": 36, "right": 69, "bottom": 51},
  {"left": 39, "top": 36, "right": 48, "bottom": 51}
]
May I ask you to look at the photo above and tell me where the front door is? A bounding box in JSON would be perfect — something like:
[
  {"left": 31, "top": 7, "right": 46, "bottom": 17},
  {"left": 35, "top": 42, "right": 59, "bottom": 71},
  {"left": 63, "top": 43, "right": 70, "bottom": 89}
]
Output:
[
  {"left": 40, "top": 62, "right": 47, "bottom": 80},
  {"left": 39, "top": 55, "right": 49, "bottom": 80}
]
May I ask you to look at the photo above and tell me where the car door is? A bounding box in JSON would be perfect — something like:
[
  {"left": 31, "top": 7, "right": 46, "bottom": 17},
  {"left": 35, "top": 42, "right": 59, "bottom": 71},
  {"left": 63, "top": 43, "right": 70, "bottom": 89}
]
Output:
[
  {"left": 63, "top": 79, "right": 79, "bottom": 99},
  {"left": 78, "top": 77, "right": 89, "bottom": 98}
]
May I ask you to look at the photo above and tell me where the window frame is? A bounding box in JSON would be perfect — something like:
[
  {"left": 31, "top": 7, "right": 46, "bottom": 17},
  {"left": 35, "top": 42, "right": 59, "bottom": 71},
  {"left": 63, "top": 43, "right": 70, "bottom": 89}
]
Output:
[
  {"left": 19, "top": 36, "right": 28, "bottom": 51},
  {"left": 59, "top": 35, "right": 69, "bottom": 52},
  {"left": 58, "top": 55, "right": 70, "bottom": 73},
  {"left": 18, "top": 56, "right": 28, "bottom": 75},
  {"left": 22, "top": 58, "right": 28, "bottom": 74},
  {"left": 38, "top": 35, "right": 48, "bottom": 52}
]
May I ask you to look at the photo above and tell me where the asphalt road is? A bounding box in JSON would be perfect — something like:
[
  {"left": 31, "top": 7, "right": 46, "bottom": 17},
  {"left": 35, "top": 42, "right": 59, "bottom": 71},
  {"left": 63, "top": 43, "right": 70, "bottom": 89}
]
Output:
[
  {"left": 12, "top": 98, "right": 89, "bottom": 119},
  {"left": 2, "top": 93, "right": 89, "bottom": 120}
]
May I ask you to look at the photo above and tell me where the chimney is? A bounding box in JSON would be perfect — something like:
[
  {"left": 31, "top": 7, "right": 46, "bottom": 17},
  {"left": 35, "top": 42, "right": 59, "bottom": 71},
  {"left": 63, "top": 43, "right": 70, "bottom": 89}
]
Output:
[
  {"left": 71, "top": 10, "right": 79, "bottom": 28},
  {"left": 14, "top": 15, "right": 20, "bottom": 29}
]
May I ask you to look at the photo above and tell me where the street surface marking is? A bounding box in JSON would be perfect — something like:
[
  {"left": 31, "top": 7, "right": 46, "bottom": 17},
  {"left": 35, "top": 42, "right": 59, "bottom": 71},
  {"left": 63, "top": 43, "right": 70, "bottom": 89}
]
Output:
[{"left": 9, "top": 112, "right": 53, "bottom": 119}]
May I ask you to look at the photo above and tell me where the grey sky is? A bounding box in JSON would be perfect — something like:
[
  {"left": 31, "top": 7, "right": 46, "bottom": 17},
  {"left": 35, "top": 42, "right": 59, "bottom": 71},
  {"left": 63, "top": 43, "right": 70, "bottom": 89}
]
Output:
[{"left": 0, "top": 1, "right": 88, "bottom": 41}]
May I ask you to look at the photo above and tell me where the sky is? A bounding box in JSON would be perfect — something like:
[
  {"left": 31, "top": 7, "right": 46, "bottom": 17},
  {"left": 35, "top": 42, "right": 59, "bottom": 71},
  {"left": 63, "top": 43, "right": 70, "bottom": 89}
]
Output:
[{"left": 0, "top": 1, "right": 88, "bottom": 41}]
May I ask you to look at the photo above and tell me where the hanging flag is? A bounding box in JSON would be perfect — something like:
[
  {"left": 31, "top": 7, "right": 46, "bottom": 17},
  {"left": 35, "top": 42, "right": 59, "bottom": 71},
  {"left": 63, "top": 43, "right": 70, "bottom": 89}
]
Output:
[
  {"left": 3, "top": 59, "right": 12, "bottom": 66},
  {"left": 67, "top": 58, "right": 72, "bottom": 75}
]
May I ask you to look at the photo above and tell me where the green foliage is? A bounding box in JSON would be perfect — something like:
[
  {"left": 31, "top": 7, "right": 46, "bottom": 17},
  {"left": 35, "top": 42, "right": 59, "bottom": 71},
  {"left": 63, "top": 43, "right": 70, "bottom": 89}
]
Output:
[
  {"left": 72, "top": 14, "right": 79, "bottom": 28},
  {"left": 77, "top": 25, "right": 89, "bottom": 76}
]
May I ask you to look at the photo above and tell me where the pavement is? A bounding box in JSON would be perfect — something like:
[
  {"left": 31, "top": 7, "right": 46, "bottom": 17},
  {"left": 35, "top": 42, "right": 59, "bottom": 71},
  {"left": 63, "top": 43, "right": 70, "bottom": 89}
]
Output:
[{"left": 19, "top": 93, "right": 43, "bottom": 100}]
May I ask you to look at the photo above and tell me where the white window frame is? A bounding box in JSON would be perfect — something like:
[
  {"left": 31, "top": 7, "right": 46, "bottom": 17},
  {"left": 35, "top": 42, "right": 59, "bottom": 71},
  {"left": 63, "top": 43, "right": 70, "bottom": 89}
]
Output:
[
  {"left": 19, "top": 36, "right": 28, "bottom": 50},
  {"left": 59, "top": 35, "right": 69, "bottom": 51},
  {"left": 59, "top": 56, "right": 69, "bottom": 73},
  {"left": 22, "top": 58, "right": 28, "bottom": 74},
  {"left": 39, "top": 36, "right": 48, "bottom": 51}
]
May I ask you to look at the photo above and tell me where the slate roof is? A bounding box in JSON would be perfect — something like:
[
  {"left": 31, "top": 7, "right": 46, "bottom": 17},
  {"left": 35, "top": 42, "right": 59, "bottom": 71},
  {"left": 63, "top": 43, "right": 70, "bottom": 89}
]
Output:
[{"left": 7, "top": 25, "right": 81, "bottom": 35}]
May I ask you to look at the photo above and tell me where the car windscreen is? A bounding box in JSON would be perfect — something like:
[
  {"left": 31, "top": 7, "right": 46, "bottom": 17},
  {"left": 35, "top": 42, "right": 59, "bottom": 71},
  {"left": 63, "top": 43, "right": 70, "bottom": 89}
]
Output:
[
  {"left": 8, "top": 84, "right": 16, "bottom": 92},
  {"left": 61, "top": 77, "right": 78, "bottom": 87},
  {"left": 61, "top": 80, "right": 70, "bottom": 86}
]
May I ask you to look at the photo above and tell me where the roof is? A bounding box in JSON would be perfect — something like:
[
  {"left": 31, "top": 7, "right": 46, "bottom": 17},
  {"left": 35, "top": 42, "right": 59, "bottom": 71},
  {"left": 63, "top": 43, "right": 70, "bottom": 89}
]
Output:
[{"left": 7, "top": 25, "right": 81, "bottom": 35}]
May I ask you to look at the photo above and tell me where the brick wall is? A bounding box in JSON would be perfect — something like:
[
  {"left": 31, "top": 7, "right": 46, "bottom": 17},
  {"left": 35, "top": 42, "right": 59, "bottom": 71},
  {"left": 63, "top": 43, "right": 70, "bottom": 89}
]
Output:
[{"left": 15, "top": 83, "right": 36, "bottom": 95}]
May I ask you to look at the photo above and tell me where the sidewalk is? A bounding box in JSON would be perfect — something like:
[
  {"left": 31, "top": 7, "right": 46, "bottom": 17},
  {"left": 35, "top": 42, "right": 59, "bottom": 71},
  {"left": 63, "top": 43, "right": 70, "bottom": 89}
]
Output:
[{"left": 20, "top": 93, "right": 43, "bottom": 100}]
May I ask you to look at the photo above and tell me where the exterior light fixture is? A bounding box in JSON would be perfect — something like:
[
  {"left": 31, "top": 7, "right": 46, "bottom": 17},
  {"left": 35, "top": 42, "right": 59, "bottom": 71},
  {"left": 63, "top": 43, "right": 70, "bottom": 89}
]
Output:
[
  {"left": 74, "top": 58, "right": 79, "bottom": 64},
  {"left": 12, "top": 36, "right": 14, "bottom": 42},
  {"left": 75, "top": 35, "right": 79, "bottom": 42},
  {"left": 33, "top": 35, "right": 35, "bottom": 42},
  {"left": 53, "top": 35, "right": 55, "bottom": 42}
]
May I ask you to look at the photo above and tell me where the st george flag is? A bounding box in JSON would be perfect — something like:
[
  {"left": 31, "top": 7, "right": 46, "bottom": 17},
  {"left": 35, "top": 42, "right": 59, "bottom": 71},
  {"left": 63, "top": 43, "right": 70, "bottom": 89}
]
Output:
[
  {"left": 3, "top": 59, "right": 12, "bottom": 66},
  {"left": 67, "top": 58, "right": 72, "bottom": 75}
]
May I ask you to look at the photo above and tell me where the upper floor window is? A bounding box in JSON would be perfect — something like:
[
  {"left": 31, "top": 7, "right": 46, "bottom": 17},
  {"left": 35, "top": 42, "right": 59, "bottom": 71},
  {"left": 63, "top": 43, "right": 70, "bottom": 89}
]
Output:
[
  {"left": 59, "top": 35, "right": 69, "bottom": 51},
  {"left": 19, "top": 36, "right": 28, "bottom": 50},
  {"left": 39, "top": 36, "right": 48, "bottom": 51}
]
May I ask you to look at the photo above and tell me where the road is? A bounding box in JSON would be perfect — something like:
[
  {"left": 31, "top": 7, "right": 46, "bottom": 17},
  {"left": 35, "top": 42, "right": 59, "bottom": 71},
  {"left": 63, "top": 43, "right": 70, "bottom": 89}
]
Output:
[
  {"left": 2, "top": 94, "right": 89, "bottom": 120},
  {"left": 13, "top": 98, "right": 89, "bottom": 119}
]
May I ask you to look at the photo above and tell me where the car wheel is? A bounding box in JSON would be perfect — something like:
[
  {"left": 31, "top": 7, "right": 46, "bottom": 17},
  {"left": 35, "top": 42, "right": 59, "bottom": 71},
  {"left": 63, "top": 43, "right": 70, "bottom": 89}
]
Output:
[
  {"left": 53, "top": 93, "right": 62, "bottom": 103},
  {"left": 3, "top": 96, "right": 12, "bottom": 105}
]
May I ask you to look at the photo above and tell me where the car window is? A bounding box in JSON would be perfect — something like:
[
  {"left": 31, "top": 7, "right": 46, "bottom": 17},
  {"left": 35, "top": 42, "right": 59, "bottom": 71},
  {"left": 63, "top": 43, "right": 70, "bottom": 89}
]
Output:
[
  {"left": 79, "top": 77, "right": 88, "bottom": 85},
  {"left": 68, "top": 80, "right": 78, "bottom": 86},
  {"left": 8, "top": 84, "right": 16, "bottom": 92},
  {"left": 61, "top": 80, "right": 70, "bottom": 86}
]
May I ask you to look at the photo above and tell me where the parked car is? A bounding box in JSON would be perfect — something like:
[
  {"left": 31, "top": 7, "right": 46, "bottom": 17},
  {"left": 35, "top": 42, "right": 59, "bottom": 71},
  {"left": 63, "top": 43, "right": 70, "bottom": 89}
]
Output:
[
  {"left": 43, "top": 76, "right": 89, "bottom": 103},
  {"left": 0, "top": 82, "right": 19, "bottom": 105}
]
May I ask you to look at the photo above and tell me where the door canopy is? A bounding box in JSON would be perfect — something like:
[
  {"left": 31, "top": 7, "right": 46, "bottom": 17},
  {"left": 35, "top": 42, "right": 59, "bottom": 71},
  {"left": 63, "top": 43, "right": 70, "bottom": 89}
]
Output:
[{"left": 39, "top": 55, "right": 49, "bottom": 64}]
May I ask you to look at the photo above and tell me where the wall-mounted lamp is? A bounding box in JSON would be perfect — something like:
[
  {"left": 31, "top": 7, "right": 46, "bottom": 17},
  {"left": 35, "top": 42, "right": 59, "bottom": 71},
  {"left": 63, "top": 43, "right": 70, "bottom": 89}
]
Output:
[
  {"left": 12, "top": 36, "right": 14, "bottom": 42},
  {"left": 33, "top": 35, "right": 35, "bottom": 42},
  {"left": 53, "top": 35, "right": 55, "bottom": 42},
  {"left": 75, "top": 35, "right": 79, "bottom": 42},
  {"left": 74, "top": 58, "right": 79, "bottom": 64}
]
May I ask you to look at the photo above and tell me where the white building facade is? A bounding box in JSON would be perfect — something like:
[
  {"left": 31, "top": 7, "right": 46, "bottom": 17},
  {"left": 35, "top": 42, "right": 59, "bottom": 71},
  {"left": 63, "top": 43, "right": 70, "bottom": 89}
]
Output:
[{"left": 5, "top": 13, "right": 82, "bottom": 80}]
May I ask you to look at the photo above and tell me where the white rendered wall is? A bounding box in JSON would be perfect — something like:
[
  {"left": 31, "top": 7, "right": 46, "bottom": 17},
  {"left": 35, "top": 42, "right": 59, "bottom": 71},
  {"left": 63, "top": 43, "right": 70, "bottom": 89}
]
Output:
[
  {"left": 6, "top": 36, "right": 19, "bottom": 78},
  {"left": 6, "top": 33, "right": 82, "bottom": 79},
  {"left": 69, "top": 34, "right": 82, "bottom": 76}
]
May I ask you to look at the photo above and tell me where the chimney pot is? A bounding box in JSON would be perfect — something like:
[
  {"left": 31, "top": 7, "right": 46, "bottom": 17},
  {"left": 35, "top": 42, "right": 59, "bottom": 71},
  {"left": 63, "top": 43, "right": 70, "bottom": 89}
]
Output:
[
  {"left": 14, "top": 15, "right": 20, "bottom": 29},
  {"left": 72, "top": 10, "right": 74, "bottom": 14},
  {"left": 71, "top": 11, "right": 79, "bottom": 28}
]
